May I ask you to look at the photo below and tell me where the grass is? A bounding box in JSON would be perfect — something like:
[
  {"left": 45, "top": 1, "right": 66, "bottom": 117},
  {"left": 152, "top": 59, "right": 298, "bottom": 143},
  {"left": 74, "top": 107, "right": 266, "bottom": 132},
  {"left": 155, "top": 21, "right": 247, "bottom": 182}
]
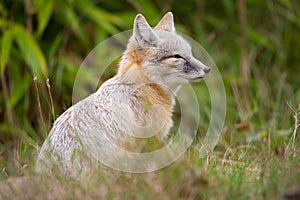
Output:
[
  {"left": 0, "top": 0, "right": 300, "bottom": 199},
  {"left": 0, "top": 138, "right": 299, "bottom": 199}
]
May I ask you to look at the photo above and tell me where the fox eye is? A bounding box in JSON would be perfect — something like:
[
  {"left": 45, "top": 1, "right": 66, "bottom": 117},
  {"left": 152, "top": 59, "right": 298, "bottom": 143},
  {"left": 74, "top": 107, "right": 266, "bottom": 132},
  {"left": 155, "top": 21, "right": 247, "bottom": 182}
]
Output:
[
  {"left": 162, "top": 54, "right": 184, "bottom": 60},
  {"left": 172, "top": 54, "right": 183, "bottom": 59}
]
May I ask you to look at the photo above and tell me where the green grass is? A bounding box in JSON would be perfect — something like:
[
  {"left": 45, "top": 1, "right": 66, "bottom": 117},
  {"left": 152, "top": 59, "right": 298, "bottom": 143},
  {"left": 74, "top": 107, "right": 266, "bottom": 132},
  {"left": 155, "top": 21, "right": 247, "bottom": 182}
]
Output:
[
  {"left": 0, "top": 142, "right": 299, "bottom": 199},
  {"left": 0, "top": 0, "right": 300, "bottom": 199}
]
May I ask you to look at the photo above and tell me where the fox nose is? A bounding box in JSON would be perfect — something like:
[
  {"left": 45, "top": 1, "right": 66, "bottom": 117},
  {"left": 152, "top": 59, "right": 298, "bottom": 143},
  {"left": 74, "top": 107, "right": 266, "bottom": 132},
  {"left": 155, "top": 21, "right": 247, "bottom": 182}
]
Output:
[{"left": 204, "top": 67, "right": 211, "bottom": 74}]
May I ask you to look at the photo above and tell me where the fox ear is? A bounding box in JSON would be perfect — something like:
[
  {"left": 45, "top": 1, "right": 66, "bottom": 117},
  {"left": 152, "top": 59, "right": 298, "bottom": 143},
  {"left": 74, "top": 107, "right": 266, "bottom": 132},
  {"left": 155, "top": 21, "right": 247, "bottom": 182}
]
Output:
[
  {"left": 155, "top": 12, "right": 175, "bottom": 32},
  {"left": 133, "top": 14, "right": 158, "bottom": 48}
]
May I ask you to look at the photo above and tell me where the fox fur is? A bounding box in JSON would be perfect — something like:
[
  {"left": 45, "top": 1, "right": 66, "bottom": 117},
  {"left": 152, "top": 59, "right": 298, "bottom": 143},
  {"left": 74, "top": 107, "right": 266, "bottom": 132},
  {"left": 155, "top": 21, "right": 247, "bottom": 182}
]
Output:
[{"left": 36, "top": 12, "right": 210, "bottom": 177}]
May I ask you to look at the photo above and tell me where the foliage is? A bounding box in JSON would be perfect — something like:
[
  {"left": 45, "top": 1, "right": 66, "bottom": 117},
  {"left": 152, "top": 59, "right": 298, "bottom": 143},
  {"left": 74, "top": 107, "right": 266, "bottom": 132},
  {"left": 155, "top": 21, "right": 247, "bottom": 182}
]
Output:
[{"left": 0, "top": 0, "right": 299, "bottom": 199}]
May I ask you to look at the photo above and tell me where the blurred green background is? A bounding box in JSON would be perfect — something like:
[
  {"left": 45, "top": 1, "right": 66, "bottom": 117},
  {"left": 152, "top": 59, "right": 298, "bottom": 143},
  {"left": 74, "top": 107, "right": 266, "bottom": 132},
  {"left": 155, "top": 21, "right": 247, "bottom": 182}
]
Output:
[{"left": 0, "top": 0, "right": 299, "bottom": 196}]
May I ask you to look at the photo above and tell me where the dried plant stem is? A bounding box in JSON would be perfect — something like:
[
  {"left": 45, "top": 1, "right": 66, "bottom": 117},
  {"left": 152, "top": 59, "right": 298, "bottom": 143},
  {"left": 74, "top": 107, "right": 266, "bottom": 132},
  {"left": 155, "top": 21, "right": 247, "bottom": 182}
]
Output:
[
  {"left": 232, "top": 81, "right": 249, "bottom": 122},
  {"left": 33, "top": 76, "right": 45, "bottom": 128},
  {"left": 24, "top": 0, "right": 33, "bottom": 33},
  {"left": 46, "top": 78, "right": 55, "bottom": 119},
  {"left": 285, "top": 102, "right": 300, "bottom": 154},
  {"left": 237, "top": 0, "right": 250, "bottom": 113}
]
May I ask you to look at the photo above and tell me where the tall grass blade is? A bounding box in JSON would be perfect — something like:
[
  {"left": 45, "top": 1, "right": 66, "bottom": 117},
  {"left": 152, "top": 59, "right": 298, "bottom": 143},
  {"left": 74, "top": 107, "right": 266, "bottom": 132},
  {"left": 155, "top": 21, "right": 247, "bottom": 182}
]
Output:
[
  {"left": 0, "top": 28, "right": 13, "bottom": 76},
  {"left": 13, "top": 25, "right": 48, "bottom": 82},
  {"left": 36, "top": 0, "right": 55, "bottom": 36}
]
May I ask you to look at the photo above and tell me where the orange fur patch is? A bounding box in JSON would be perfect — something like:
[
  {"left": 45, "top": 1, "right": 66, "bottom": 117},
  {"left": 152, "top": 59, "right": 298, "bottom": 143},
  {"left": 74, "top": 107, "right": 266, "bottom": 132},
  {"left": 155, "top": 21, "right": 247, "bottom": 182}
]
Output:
[
  {"left": 144, "top": 83, "right": 172, "bottom": 110},
  {"left": 119, "top": 43, "right": 156, "bottom": 75}
]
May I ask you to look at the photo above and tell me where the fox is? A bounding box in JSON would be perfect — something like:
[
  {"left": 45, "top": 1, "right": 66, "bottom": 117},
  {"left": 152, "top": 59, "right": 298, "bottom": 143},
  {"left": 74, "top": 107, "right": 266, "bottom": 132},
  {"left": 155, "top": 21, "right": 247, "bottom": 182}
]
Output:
[{"left": 36, "top": 12, "right": 210, "bottom": 177}]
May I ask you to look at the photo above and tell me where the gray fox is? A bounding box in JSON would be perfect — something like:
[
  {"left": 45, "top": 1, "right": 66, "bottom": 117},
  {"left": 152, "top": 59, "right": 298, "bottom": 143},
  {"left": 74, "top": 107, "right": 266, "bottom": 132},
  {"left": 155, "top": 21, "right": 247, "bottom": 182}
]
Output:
[{"left": 36, "top": 12, "right": 210, "bottom": 177}]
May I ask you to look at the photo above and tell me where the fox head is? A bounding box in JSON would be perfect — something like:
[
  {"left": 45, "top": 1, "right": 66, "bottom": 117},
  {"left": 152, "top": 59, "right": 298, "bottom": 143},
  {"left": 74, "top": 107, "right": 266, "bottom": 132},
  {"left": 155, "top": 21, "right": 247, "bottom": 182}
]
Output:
[{"left": 120, "top": 12, "right": 210, "bottom": 90}]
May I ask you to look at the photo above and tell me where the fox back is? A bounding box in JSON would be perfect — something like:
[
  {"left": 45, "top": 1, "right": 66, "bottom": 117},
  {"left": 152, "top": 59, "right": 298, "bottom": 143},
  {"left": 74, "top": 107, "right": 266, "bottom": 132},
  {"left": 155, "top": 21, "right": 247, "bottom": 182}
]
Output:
[{"left": 36, "top": 12, "right": 210, "bottom": 177}]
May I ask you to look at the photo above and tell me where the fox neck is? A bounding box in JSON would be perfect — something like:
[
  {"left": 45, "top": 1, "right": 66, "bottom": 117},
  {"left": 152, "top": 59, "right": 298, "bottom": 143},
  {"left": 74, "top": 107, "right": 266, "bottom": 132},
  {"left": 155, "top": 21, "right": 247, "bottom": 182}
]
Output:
[
  {"left": 118, "top": 58, "right": 175, "bottom": 109},
  {"left": 120, "top": 64, "right": 177, "bottom": 93}
]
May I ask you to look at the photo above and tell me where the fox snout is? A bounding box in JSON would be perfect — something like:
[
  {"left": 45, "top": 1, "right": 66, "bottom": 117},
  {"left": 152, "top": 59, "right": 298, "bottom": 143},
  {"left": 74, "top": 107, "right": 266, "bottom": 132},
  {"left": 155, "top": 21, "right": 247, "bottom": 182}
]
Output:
[
  {"left": 183, "top": 57, "right": 210, "bottom": 82},
  {"left": 203, "top": 67, "right": 211, "bottom": 74}
]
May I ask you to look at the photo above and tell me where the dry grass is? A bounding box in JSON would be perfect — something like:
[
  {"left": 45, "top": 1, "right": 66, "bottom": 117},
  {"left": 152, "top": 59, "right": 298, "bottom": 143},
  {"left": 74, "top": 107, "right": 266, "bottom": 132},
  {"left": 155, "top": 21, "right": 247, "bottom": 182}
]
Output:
[{"left": 0, "top": 140, "right": 299, "bottom": 200}]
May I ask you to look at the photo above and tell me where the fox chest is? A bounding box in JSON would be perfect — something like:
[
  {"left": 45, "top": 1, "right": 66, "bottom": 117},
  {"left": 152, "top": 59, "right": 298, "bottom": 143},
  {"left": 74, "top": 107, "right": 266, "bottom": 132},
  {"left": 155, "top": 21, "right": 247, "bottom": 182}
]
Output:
[{"left": 94, "top": 83, "right": 173, "bottom": 137}]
